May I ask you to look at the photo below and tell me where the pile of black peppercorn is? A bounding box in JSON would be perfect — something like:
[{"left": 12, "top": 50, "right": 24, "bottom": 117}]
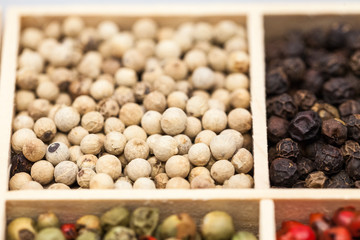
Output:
[{"left": 266, "top": 23, "right": 360, "bottom": 188}]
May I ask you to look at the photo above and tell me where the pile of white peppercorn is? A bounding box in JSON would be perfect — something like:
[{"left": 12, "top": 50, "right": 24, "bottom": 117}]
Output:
[{"left": 9, "top": 16, "right": 253, "bottom": 190}]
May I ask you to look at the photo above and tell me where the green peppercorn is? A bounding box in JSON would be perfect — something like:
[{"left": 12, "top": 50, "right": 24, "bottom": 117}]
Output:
[
  {"left": 103, "top": 226, "right": 136, "bottom": 240},
  {"left": 76, "top": 215, "right": 102, "bottom": 235},
  {"left": 7, "top": 217, "right": 37, "bottom": 240},
  {"left": 35, "top": 227, "right": 65, "bottom": 240},
  {"left": 201, "top": 211, "right": 235, "bottom": 240},
  {"left": 37, "top": 212, "right": 60, "bottom": 230},
  {"left": 129, "top": 207, "right": 159, "bottom": 237},
  {"left": 100, "top": 206, "right": 130, "bottom": 231},
  {"left": 158, "top": 213, "right": 197, "bottom": 240},
  {"left": 231, "top": 231, "right": 257, "bottom": 240},
  {"left": 76, "top": 230, "right": 100, "bottom": 240}
]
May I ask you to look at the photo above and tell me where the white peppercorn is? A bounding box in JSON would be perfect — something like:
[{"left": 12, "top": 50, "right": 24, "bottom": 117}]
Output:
[
  {"left": 213, "top": 71, "right": 226, "bottom": 89},
  {"left": 67, "top": 126, "right": 89, "bottom": 146},
  {"left": 176, "top": 80, "right": 193, "bottom": 96},
  {"left": 225, "top": 36, "right": 248, "bottom": 53},
  {"left": 161, "top": 107, "right": 187, "bottom": 135},
  {"left": 34, "top": 117, "right": 57, "bottom": 142},
  {"left": 225, "top": 73, "right": 249, "bottom": 91},
  {"left": 13, "top": 115, "right": 34, "bottom": 131},
  {"left": 11, "top": 128, "right": 37, "bottom": 153},
  {"left": 122, "top": 49, "right": 146, "bottom": 72},
  {"left": 104, "top": 132, "right": 127, "bottom": 155},
  {"left": 63, "top": 16, "right": 84, "bottom": 37},
  {"left": 119, "top": 103, "right": 143, "bottom": 126},
  {"left": 155, "top": 40, "right": 181, "bottom": 59},
  {"left": 90, "top": 173, "right": 114, "bottom": 189},
  {"left": 208, "top": 47, "right": 227, "bottom": 72},
  {"left": 148, "top": 156, "right": 165, "bottom": 178},
  {"left": 54, "top": 107, "right": 80, "bottom": 132},
  {"left": 192, "top": 90, "right": 210, "bottom": 100},
  {"left": 227, "top": 51, "right": 249, "bottom": 73},
  {"left": 190, "top": 175, "right": 215, "bottom": 189},
  {"left": 173, "top": 32, "right": 193, "bottom": 53},
  {"left": 223, "top": 173, "right": 253, "bottom": 188},
  {"left": 174, "top": 134, "right": 192, "bottom": 155},
  {"left": 212, "top": 89, "right": 231, "bottom": 110},
  {"left": 50, "top": 133, "right": 71, "bottom": 148},
  {"left": 195, "top": 130, "right": 216, "bottom": 146},
  {"left": 208, "top": 99, "right": 226, "bottom": 112},
  {"left": 188, "top": 167, "right": 211, "bottom": 182},
  {"left": 15, "top": 90, "right": 35, "bottom": 112},
  {"left": 101, "top": 58, "right": 121, "bottom": 76},
  {"left": 167, "top": 91, "right": 188, "bottom": 111},
  {"left": 133, "top": 177, "right": 155, "bottom": 189},
  {"left": 220, "top": 129, "right": 244, "bottom": 150},
  {"left": 166, "top": 177, "right": 190, "bottom": 189},
  {"left": 20, "top": 181, "right": 44, "bottom": 190},
  {"left": 21, "top": 27, "right": 44, "bottom": 50},
  {"left": 77, "top": 154, "right": 98, "bottom": 170},
  {"left": 36, "top": 81, "right": 59, "bottom": 101},
  {"left": 104, "top": 117, "right": 125, "bottom": 134},
  {"left": 9, "top": 172, "right": 32, "bottom": 190},
  {"left": 157, "top": 27, "right": 174, "bottom": 40},
  {"left": 186, "top": 95, "right": 209, "bottom": 117},
  {"left": 193, "top": 22, "right": 213, "bottom": 41},
  {"left": 115, "top": 68, "right": 138, "bottom": 87},
  {"left": 142, "top": 67, "right": 163, "bottom": 85},
  {"left": 97, "top": 98, "right": 119, "bottom": 118},
  {"left": 214, "top": 20, "right": 238, "bottom": 44},
  {"left": 202, "top": 109, "right": 227, "bottom": 133},
  {"left": 97, "top": 20, "right": 119, "bottom": 40},
  {"left": 230, "top": 88, "right": 251, "bottom": 109},
  {"left": 77, "top": 168, "right": 96, "bottom": 188},
  {"left": 23, "top": 138, "right": 46, "bottom": 162},
  {"left": 133, "top": 18, "right": 158, "bottom": 39},
  {"left": 80, "top": 134, "right": 103, "bottom": 155},
  {"left": 54, "top": 161, "right": 78, "bottom": 186},
  {"left": 143, "top": 91, "right": 167, "bottom": 113},
  {"left": 188, "top": 143, "right": 211, "bottom": 167},
  {"left": 113, "top": 87, "right": 135, "bottom": 107},
  {"left": 191, "top": 66, "right": 216, "bottom": 90},
  {"left": 31, "top": 160, "right": 54, "bottom": 185},
  {"left": 141, "top": 111, "right": 163, "bottom": 135},
  {"left": 124, "top": 138, "right": 149, "bottom": 161},
  {"left": 228, "top": 108, "right": 252, "bottom": 133},
  {"left": 210, "top": 134, "right": 237, "bottom": 160},
  {"left": 153, "top": 135, "right": 178, "bottom": 162},
  {"left": 126, "top": 158, "right": 151, "bottom": 181},
  {"left": 78, "top": 51, "right": 102, "bottom": 79},
  {"left": 165, "top": 155, "right": 190, "bottom": 178},
  {"left": 28, "top": 99, "right": 51, "bottom": 121},
  {"left": 46, "top": 142, "right": 70, "bottom": 166},
  {"left": 210, "top": 159, "right": 235, "bottom": 184},
  {"left": 96, "top": 155, "right": 122, "bottom": 180},
  {"left": 146, "top": 134, "right": 161, "bottom": 154},
  {"left": 81, "top": 111, "right": 104, "bottom": 133},
  {"left": 154, "top": 173, "right": 169, "bottom": 189},
  {"left": 163, "top": 59, "right": 188, "bottom": 81},
  {"left": 115, "top": 179, "right": 133, "bottom": 190},
  {"left": 69, "top": 145, "right": 83, "bottom": 163},
  {"left": 154, "top": 75, "right": 176, "bottom": 96},
  {"left": 90, "top": 79, "right": 114, "bottom": 101},
  {"left": 48, "top": 183, "right": 71, "bottom": 190},
  {"left": 231, "top": 148, "right": 253, "bottom": 174},
  {"left": 135, "top": 39, "right": 156, "bottom": 58},
  {"left": 72, "top": 95, "right": 97, "bottom": 116},
  {"left": 184, "top": 49, "right": 207, "bottom": 71},
  {"left": 57, "top": 93, "right": 72, "bottom": 106}
]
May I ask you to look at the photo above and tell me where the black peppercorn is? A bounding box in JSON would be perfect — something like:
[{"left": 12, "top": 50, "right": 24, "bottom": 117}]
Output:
[
  {"left": 340, "top": 140, "right": 360, "bottom": 163},
  {"left": 282, "top": 57, "right": 306, "bottom": 82},
  {"left": 326, "top": 22, "right": 350, "bottom": 49},
  {"left": 293, "top": 90, "right": 317, "bottom": 111},
  {"left": 269, "top": 158, "right": 298, "bottom": 187},
  {"left": 267, "top": 116, "right": 290, "bottom": 144},
  {"left": 301, "top": 70, "right": 325, "bottom": 95},
  {"left": 326, "top": 170, "right": 354, "bottom": 188},
  {"left": 305, "top": 171, "right": 328, "bottom": 188},
  {"left": 321, "top": 118, "right": 347, "bottom": 145},
  {"left": 339, "top": 100, "right": 360, "bottom": 118},
  {"left": 346, "top": 114, "right": 360, "bottom": 141},
  {"left": 267, "top": 93, "right": 297, "bottom": 119},
  {"left": 314, "top": 144, "right": 344, "bottom": 174},
  {"left": 347, "top": 30, "right": 360, "bottom": 49},
  {"left": 266, "top": 68, "right": 289, "bottom": 96},
  {"left": 292, "top": 181, "right": 306, "bottom": 188},
  {"left": 268, "top": 146, "right": 278, "bottom": 163},
  {"left": 304, "top": 140, "right": 325, "bottom": 160},
  {"left": 265, "top": 39, "right": 285, "bottom": 61},
  {"left": 296, "top": 157, "right": 314, "bottom": 179},
  {"left": 305, "top": 48, "right": 328, "bottom": 71},
  {"left": 305, "top": 28, "right": 327, "bottom": 48},
  {"left": 311, "top": 103, "right": 340, "bottom": 120},
  {"left": 322, "top": 78, "right": 355, "bottom": 105},
  {"left": 354, "top": 181, "right": 360, "bottom": 188},
  {"left": 275, "top": 138, "right": 299, "bottom": 159},
  {"left": 349, "top": 50, "right": 360, "bottom": 75},
  {"left": 10, "top": 153, "right": 33, "bottom": 177},
  {"left": 283, "top": 32, "right": 305, "bottom": 57},
  {"left": 346, "top": 158, "right": 360, "bottom": 180},
  {"left": 321, "top": 52, "right": 347, "bottom": 76},
  {"left": 288, "top": 110, "right": 322, "bottom": 141}
]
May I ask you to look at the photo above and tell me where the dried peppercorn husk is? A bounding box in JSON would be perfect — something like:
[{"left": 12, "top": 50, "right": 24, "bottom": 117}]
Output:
[
  {"left": 100, "top": 206, "right": 130, "bottom": 232},
  {"left": 129, "top": 207, "right": 159, "bottom": 237},
  {"left": 305, "top": 171, "right": 328, "bottom": 188},
  {"left": 10, "top": 152, "right": 33, "bottom": 177}
]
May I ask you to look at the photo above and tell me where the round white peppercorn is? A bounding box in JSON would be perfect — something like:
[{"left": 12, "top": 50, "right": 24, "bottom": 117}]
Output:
[
  {"left": 80, "top": 134, "right": 103, "bottom": 155},
  {"left": 161, "top": 107, "right": 187, "bottom": 136},
  {"left": 97, "top": 98, "right": 119, "bottom": 119},
  {"left": 154, "top": 75, "right": 176, "bottom": 96},
  {"left": 36, "top": 81, "right": 59, "bottom": 101},
  {"left": 202, "top": 109, "right": 227, "bottom": 133},
  {"left": 154, "top": 173, "right": 169, "bottom": 189},
  {"left": 213, "top": 72, "right": 226, "bottom": 89},
  {"left": 191, "top": 67, "right": 215, "bottom": 90},
  {"left": 173, "top": 32, "right": 193, "bottom": 53},
  {"left": 77, "top": 154, "right": 98, "bottom": 170},
  {"left": 212, "top": 89, "right": 231, "bottom": 108},
  {"left": 186, "top": 95, "right": 209, "bottom": 117},
  {"left": 225, "top": 36, "right": 248, "bottom": 53},
  {"left": 153, "top": 136, "right": 178, "bottom": 162},
  {"left": 50, "top": 133, "right": 71, "bottom": 148},
  {"left": 190, "top": 175, "right": 215, "bottom": 189},
  {"left": 142, "top": 67, "right": 163, "bottom": 86},
  {"left": 225, "top": 73, "right": 249, "bottom": 91},
  {"left": 69, "top": 145, "right": 83, "bottom": 162},
  {"left": 96, "top": 155, "right": 122, "bottom": 180},
  {"left": 143, "top": 91, "right": 167, "bottom": 113},
  {"left": 126, "top": 158, "right": 151, "bottom": 181},
  {"left": 157, "top": 27, "right": 175, "bottom": 40},
  {"left": 31, "top": 160, "right": 54, "bottom": 185},
  {"left": 122, "top": 49, "right": 146, "bottom": 72},
  {"left": 28, "top": 99, "right": 51, "bottom": 121},
  {"left": 115, "top": 179, "right": 133, "bottom": 190},
  {"left": 166, "top": 177, "right": 190, "bottom": 189},
  {"left": 133, "top": 178, "right": 155, "bottom": 189},
  {"left": 11, "top": 128, "right": 36, "bottom": 153},
  {"left": 195, "top": 130, "right": 216, "bottom": 146},
  {"left": 230, "top": 88, "right": 251, "bottom": 109},
  {"left": 167, "top": 91, "right": 188, "bottom": 111},
  {"left": 214, "top": 20, "right": 238, "bottom": 44},
  {"left": 115, "top": 68, "right": 138, "bottom": 87},
  {"left": 208, "top": 99, "right": 226, "bottom": 112},
  {"left": 119, "top": 103, "right": 143, "bottom": 126},
  {"left": 48, "top": 183, "right": 71, "bottom": 190},
  {"left": 188, "top": 167, "right": 211, "bottom": 182},
  {"left": 54, "top": 107, "right": 80, "bottom": 132},
  {"left": 109, "top": 32, "right": 134, "bottom": 58},
  {"left": 123, "top": 125, "right": 147, "bottom": 141},
  {"left": 20, "top": 181, "right": 44, "bottom": 190},
  {"left": 90, "top": 79, "right": 114, "bottom": 101},
  {"left": 76, "top": 168, "right": 96, "bottom": 188},
  {"left": 136, "top": 39, "right": 156, "bottom": 58},
  {"left": 210, "top": 134, "right": 237, "bottom": 160},
  {"left": 124, "top": 138, "right": 149, "bottom": 161},
  {"left": 77, "top": 51, "right": 102, "bottom": 79},
  {"left": 220, "top": 129, "right": 244, "bottom": 150},
  {"left": 192, "top": 90, "right": 210, "bottom": 100},
  {"left": 228, "top": 108, "right": 252, "bottom": 133},
  {"left": 141, "top": 111, "right": 163, "bottom": 135},
  {"left": 175, "top": 81, "right": 192, "bottom": 96},
  {"left": 34, "top": 117, "right": 57, "bottom": 142},
  {"left": 193, "top": 22, "right": 213, "bottom": 41},
  {"left": 188, "top": 143, "right": 211, "bottom": 167},
  {"left": 72, "top": 96, "right": 97, "bottom": 116},
  {"left": 113, "top": 86, "right": 135, "bottom": 106},
  {"left": 210, "top": 160, "right": 235, "bottom": 184},
  {"left": 227, "top": 51, "right": 249, "bottom": 73},
  {"left": 21, "top": 27, "right": 44, "bottom": 50},
  {"left": 231, "top": 148, "right": 253, "bottom": 174},
  {"left": 132, "top": 18, "right": 158, "bottom": 39},
  {"left": 67, "top": 126, "right": 89, "bottom": 146},
  {"left": 223, "top": 173, "right": 254, "bottom": 189},
  {"left": 174, "top": 134, "right": 192, "bottom": 155},
  {"left": 63, "top": 16, "right": 84, "bottom": 37},
  {"left": 44, "top": 21, "right": 61, "bottom": 38},
  {"left": 133, "top": 82, "right": 152, "bottom": 102},
  {"left": 15, "top": 90, "right": 35, "bottom": 112},
  {"left": 104, "top": 118, "right": 125, "bottom": 134},
  {"left": 184, "top": 49, "right": 207, "bottom": 71},
  {"left": 97, "top": 20, "right": 119, "bottom": 40},
  {"left": 208, "top": 47, "right": 227, "bottom": 72},
  {"left": 101, "top": 58, "right": 121, "bottom": 75},
  {"left": 163, "top": 59, "right": 188, "bottom": 81},
  {"left": 165, "top": 155, "right": 190, "bottom": 178},
  {"left": 155, "top": 40, "right": 181, "bottom": 59},
  {"left": 104, "top": 132, "right": 126, "bottom": 155},
  {"left": 13, "top": 115, "right": 34, "bottom": 131},
  {"left": 81, "top": 111, "right": 104, "bottom": 133},
  {"left": 23, "top": 138, "right": 46, "bottom": 162},
  {"left": 90, "top": 173, "right": 114, "bottom": 189},
  {"left": 46, "top": 142, "right": 70, "bottom": 166},
  {"left": 9, "top": 172, "right": 32, "bottom": 190},
  {"left": 54, "top": 161, "right": 78, "bottom": 185},
  {"left": 146, "top": 134, "right": 161, "bottom": 154}
]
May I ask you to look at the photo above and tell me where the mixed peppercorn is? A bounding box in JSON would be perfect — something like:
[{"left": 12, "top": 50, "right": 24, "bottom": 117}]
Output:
[
  {"left": 7, "top": 206, "right": 257, "bottom": 240},
  {"left": 266, "top": 22, "right": 360, "bottom": 188},
  {"left": 277, "top": 206, "right": 360, "bottom": 240}
]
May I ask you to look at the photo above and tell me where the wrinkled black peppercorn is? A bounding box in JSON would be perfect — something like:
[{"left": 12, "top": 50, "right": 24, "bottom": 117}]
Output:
[
  {"left": 346, "top": 114, "right": 360, "bottom": 141},
  {"left": 266, "top": 68, "right": 289, "bottom": 95},
  {"left": 267, "top": 116, "right": 290, "bottom": 144},
  {"left": 270, "top": 158, "right": 298, "bottom": 187},
  {"left": 288, "top": 111, "right": 322, "bottom": 141},
  {"left": 321, "top": 118, "right": 347, "bottom": 145},
  {"left": 346, "top": 158, "right": 360, "bottom": 180},
  {"left": 326, "top": 170, "right": 354, "bottom": 188},
  {"left": 326, "top": 22, "right": 350, "bottom": 49},
  {"left": 282, "top": 57, "right": 306, "bottom": 82},
  {"left": 275, "top": 138, "right": 299, "bottom": 159},
  {"left": 267, "top": 93, "right": 297, "bottom": 119},
  {"left": 314, "top": 144, "right": 344, "bottom": 174},
  {"left": 296, "top": 157, "right": 314, "bottom": 179},
  {"left": 10, "top": 153, "right": 33, "bottom": 177},
  {"left": 340, "top": 140, "right": 360, "bottom": 163},
  {"left": 322, "top": 78, "right": 355, "bottom": 105},
  {"left": 339, "top": 100, "right": 360, "bottom": 118},
  {"left": 293, "top": 90, "right": 317, "bottom": 111},
  {"left": 301, "top": 70, "right": 325, "bottom": 95},
  {"left": 349, "top": 50, "right": 360, "bottom": 75},
  {"left": 321, "top": 53, "right": 347, "bottom": 76}
]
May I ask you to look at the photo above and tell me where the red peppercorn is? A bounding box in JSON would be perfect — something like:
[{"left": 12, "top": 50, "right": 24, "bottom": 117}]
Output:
[
  {"left": 61, "top": 223, "right": 77, "bottom": 240},
  {"left": 349, "top": 213, "right": 360, "bottom": 237},
  {"left": 309, "top": 213, "right": 330, "bottom": 237},
  {"left": 332, "top": 206, "right": 356, "bottom": 228},
  {"left": 321, "top": 226, "right": 351, "bottom": 240},
  {"left": 139, "top": 236, "right": 157, "bottom": 240},
  {"left": 277, "top": 221, "right": 316, "bottom": 240}
]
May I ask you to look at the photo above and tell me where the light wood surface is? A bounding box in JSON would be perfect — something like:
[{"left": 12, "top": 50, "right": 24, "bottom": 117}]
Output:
[{"left": 1, "top": 3, "right": 360, "bottom": 240}]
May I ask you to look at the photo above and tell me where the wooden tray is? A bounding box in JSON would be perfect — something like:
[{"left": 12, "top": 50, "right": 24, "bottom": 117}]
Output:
[{"left": 1, "top": 4, "right": 360, "bottom": 240}]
